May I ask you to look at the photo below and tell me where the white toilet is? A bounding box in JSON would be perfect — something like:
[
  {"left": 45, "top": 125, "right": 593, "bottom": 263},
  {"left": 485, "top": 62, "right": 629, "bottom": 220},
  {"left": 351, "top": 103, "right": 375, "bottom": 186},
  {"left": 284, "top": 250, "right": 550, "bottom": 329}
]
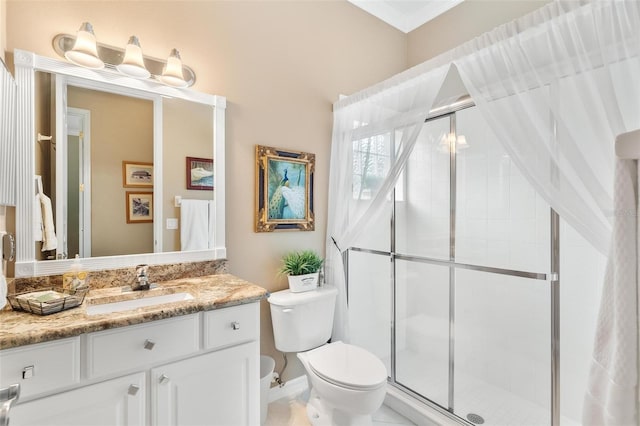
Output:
[{"left": 268, "top": 286, "right": 387, "bottom": 426}]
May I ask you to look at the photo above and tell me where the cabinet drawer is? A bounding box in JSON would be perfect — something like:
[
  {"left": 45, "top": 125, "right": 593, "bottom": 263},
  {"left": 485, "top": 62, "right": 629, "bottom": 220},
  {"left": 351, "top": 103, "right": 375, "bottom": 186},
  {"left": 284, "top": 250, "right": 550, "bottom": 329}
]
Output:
[
  {"left": 203, "top": 303, "right": 258, "bottom": 351},
  {"left": 11, "top": 372, "right": 145, "bottom": 426},
  {"left": 86, "top": 314, "right": 199, "bottom": 378},
  {"left": 0, "top": 337, "right": 80, "bottom": 399}
]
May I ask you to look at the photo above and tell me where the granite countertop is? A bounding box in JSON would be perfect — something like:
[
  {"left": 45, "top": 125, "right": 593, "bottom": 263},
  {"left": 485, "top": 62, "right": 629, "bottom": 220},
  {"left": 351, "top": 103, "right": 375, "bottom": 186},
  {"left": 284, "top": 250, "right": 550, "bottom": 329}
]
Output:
[{"left": 0, "top": 274, "right": 268, "bottom": 350}]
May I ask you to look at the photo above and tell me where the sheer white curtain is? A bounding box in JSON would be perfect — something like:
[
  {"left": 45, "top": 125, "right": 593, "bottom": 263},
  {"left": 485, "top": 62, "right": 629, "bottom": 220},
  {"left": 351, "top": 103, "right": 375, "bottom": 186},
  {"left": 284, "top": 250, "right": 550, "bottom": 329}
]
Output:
[
  {"left": 453, "top": 0, "right": 639, "bottom": 256},
  {"left": 326, "top": 63, "right": 450, "bottom": 342},
  {"left": 450, "top": 1, "right": 640, "bottom": 424}
]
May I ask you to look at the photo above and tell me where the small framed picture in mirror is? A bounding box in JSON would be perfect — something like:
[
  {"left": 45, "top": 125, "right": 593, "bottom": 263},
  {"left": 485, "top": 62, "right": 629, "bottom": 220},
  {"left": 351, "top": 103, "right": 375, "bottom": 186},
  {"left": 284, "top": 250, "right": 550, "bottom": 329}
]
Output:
[
  {"left": 123, "top": 161, "right": 153, "bottom": 188},
  {"left": 126, "top": 192, "right": 153, "bottom": 224},
  {"left": 186, "top": 157, "right": 214, "bottom": 190}
]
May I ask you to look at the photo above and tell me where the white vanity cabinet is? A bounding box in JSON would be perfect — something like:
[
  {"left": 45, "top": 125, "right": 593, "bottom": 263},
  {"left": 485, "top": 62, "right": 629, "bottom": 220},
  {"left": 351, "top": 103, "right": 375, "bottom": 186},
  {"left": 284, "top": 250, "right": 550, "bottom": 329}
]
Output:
[{"left": 0, "top": 302, "right": 260, "bottom": 426}]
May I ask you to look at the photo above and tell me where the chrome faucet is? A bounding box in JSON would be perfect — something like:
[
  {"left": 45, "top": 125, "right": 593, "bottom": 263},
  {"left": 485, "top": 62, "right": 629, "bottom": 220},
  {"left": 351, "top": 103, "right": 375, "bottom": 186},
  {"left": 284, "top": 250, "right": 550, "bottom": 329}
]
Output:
[{"left": 132, "top": 264, "right": 150, "bottom": 291}]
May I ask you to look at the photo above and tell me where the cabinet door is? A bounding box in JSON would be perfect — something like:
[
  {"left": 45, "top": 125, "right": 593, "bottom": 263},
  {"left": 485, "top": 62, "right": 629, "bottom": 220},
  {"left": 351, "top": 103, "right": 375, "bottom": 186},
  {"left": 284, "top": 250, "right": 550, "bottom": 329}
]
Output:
[
  {"left": 152, "top": 341, "right": 259, "bottom": 426},
  {"left": 10, "top": 372, "right": 145, "bottom": 426}
]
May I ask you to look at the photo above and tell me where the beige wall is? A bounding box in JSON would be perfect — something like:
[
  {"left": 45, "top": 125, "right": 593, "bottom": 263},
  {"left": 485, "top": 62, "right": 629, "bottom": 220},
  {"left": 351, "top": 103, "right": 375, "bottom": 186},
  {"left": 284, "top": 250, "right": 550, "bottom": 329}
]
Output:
[
  {"left": 0, "top": 0, "right": 6, "bottom": 61},
  {"left": 67, "top": 87, "right": 154, "bottom": 257},
  {"left": 6, "top": 0, "right": 405, "bottom": 380},
  {"left": 407, "top": 0, "right": 550, "bottom": 66},
  {"left": 162, "top": 98, "right": 214, "bottom": 252}
]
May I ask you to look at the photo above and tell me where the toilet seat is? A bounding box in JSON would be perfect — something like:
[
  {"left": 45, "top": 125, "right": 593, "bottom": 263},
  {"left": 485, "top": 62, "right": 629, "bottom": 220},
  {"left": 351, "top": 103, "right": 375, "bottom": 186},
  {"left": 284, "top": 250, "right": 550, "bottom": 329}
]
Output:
[{"left": 307, "top": 342, "right": 387, "bottom": 391}]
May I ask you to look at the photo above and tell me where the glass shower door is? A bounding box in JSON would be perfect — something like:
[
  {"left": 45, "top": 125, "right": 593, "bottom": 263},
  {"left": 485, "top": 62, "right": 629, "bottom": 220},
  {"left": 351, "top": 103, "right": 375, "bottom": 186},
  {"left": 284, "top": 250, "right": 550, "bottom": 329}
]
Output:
[
  {"left": 391, "top": 107, "right": 553, "bottom": 425},
  {"left": 452, "top": 107, "right": 552, "bottom": 425},
  {"left": 346, "top": 106, "right": 555, "bottom": 425},
  {"left": 394, "top": 116, "right": 452, "bottom": 407}
]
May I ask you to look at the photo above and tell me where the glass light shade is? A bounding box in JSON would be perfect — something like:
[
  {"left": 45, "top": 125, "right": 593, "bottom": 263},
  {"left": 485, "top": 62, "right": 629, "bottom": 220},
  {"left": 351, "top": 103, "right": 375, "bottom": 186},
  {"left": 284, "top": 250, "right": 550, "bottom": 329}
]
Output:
[
  {"left": 438, "top": 133, "right": 469, "bottom": 153},
  {"left": 160, "top": 49, "right": 188, "bottom": 88},
  {"left": 438, "top": 132, "right": 454, "bottom": 153},
  {"left": 64, "top": 22, "right": 104, "bottom": 69},
  {"left": 116, "top": 36, "right": 150, "bottom": 79},
  {"left": 457, "top": 135, "right": 469, "bottom": 150}
]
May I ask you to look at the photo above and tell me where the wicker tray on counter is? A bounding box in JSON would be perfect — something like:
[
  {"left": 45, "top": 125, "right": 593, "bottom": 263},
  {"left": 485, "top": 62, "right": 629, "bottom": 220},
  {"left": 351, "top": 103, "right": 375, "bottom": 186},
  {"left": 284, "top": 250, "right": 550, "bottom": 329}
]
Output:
[{"left": 7, "top": 287, "right": 89, "bottom": 315}]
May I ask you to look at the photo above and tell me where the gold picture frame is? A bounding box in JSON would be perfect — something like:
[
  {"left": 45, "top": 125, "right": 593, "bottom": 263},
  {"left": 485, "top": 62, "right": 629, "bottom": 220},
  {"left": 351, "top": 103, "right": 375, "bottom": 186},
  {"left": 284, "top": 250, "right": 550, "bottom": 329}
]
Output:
[
  {"left": 255, "top": 145, "right": 315, "bottom": 232},
  {"left": 122, "top": 161, "right": 153, "bottom": 188},
  {"left": 126, "top": 191, "right": 153, "bottom": 223}
]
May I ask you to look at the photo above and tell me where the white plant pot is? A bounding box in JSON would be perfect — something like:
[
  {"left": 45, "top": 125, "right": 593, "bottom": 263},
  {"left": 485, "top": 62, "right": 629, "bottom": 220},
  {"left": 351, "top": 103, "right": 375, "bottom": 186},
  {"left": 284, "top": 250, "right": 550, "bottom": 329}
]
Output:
[{"left": 287, "top": 272, "right": 319, "bottom": 293}]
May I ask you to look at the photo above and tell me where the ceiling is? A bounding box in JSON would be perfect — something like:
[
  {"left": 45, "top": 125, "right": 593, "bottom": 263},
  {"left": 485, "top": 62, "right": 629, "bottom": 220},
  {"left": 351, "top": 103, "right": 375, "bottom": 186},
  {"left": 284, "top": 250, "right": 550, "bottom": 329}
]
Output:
[{"left": 348, "top": 0, "right": 465, "bottom": 33}]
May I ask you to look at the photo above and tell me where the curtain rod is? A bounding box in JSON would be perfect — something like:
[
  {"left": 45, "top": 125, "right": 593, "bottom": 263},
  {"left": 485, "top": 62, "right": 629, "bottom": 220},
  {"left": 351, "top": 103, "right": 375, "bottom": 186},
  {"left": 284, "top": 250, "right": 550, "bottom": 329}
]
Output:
[{"left": 427, "top": 95, "right": 474, "bottom": 120}]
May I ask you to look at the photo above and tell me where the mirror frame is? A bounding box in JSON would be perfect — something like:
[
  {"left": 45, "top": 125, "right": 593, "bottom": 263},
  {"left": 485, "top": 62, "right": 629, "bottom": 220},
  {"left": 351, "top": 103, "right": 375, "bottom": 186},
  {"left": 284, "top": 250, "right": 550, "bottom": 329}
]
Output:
[
  {"left": 0, "top": 58, "right": 17, "bottom": 206},
  {"left": 13, "top": 49, "right": 226, "bottom": 277}
]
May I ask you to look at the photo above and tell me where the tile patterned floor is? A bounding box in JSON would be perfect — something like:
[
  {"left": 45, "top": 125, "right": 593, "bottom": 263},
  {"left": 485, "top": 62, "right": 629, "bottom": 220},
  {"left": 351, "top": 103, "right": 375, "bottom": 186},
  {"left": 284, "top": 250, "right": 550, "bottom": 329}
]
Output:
[{"left": 265, "top": 391, "right": 416, "bottom": 426}]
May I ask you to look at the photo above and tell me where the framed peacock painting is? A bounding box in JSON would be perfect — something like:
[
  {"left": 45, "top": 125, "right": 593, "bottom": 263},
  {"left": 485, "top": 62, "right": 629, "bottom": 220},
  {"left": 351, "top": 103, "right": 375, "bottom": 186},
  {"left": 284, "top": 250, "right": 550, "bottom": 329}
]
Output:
[{"left": 255, "top": 145, "right": 315, "bottom": 232}]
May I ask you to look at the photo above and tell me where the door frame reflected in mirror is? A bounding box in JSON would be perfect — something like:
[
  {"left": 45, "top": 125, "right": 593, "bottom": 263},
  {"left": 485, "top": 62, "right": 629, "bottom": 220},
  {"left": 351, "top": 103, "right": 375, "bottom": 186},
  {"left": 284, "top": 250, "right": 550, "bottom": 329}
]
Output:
[
  {"left": 65, "top": 106, "right": 92, "bottom": 258},
  {"left": 13, "top": 49, "right": 226, "bottom": 277}
]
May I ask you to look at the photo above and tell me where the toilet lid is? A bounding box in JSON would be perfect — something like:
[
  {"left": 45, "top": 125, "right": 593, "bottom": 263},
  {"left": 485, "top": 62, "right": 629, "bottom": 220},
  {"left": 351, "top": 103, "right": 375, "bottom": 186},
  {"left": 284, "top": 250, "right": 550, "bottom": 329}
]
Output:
[{"left": 307, "top": 342, "right": 387, "bottom": 390}]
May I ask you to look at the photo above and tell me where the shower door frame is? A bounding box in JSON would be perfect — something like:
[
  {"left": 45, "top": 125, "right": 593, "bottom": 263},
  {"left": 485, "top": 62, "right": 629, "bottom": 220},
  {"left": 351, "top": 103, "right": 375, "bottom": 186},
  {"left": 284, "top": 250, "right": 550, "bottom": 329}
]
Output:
[{"left": 346, "top": 102, "right": 561, "bottom": 426}]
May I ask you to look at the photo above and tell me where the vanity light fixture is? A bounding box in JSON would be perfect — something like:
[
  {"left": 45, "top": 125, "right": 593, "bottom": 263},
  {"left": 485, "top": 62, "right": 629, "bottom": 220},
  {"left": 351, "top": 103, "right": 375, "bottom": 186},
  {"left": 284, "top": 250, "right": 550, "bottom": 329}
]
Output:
[
  {"left": 64, "top": 22, "right": 104, "bottom": 69},
  {"left": 116, "top": 36, "right": 150, "bottom": 79},
  {"left": 53, "top": 25, "right": 197, "bottom": 87},
  {"left": 160, "top": 49, "right": 188, "bottom": 88}
]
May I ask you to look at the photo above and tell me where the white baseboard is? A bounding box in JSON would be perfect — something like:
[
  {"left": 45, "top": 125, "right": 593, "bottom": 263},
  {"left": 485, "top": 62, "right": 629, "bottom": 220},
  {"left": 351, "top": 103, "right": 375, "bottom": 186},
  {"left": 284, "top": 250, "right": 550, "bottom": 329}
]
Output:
[{"left": 268, "top": 375, "right": 309, "bottom": 403}]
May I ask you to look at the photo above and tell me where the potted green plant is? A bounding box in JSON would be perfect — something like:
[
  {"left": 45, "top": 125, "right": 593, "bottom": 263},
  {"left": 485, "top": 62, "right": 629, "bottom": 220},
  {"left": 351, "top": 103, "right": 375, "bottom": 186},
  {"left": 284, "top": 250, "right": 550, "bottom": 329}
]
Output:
[{"left": 278, "top": 250, "right": 324, "bottom": 293}]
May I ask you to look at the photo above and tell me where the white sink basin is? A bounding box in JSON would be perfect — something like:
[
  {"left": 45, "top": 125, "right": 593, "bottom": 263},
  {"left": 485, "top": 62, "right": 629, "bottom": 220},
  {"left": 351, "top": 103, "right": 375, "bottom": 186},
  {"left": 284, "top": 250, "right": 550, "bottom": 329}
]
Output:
[{"left": 86, "top": 292, "right": 194, "bottom": 316}]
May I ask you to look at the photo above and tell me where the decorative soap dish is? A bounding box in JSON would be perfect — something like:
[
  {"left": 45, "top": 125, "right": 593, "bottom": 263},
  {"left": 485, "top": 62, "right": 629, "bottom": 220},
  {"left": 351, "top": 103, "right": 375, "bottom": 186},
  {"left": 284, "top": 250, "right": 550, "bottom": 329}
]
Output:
[{"left": 7, "top": 287, "right": 89, "bottom": 315}]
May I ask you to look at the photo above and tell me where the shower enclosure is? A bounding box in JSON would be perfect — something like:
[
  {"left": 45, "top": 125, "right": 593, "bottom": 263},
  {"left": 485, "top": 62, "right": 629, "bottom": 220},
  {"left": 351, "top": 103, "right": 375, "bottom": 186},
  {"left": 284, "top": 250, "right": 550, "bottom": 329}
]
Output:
[{"left": 346, "top": 105, "right": 605, "bottom": 426}]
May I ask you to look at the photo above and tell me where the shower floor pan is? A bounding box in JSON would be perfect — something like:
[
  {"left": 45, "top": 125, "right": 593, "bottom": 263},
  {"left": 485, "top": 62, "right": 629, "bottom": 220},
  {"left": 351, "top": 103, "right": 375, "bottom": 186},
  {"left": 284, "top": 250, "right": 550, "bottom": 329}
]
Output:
[{"left": 392, "top": 349, "right": 580, "bottom": 426}]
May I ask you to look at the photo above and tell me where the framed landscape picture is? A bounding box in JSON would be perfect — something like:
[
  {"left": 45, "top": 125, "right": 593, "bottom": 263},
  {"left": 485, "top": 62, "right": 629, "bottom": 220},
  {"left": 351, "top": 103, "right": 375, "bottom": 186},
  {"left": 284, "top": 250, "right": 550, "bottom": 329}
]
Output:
[
  {"left": 255, "top": 145, "right": 315, "bottom": 232},
  {"left": 186, "top": 156, "right": 214, "bottom": 190},
  {"left": 122, "top": 161, "right": 153, "bottom": 188},
  {"left": 126, "top": 192, "right": 153, "bottom": 223}
]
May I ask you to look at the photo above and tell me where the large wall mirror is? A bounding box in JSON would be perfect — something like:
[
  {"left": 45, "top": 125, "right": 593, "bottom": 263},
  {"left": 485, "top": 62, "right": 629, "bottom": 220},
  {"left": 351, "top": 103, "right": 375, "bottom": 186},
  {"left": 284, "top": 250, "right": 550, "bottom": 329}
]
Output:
[{"left": 13, "top": 50, "right": 226, "bottom": 277}]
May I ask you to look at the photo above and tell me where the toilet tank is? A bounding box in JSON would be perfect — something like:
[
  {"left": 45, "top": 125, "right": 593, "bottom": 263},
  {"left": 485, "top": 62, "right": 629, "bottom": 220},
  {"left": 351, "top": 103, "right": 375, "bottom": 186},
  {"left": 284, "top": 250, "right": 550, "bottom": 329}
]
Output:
[{"left": 268, "top": 286, "right": 338, "bottom": 352}]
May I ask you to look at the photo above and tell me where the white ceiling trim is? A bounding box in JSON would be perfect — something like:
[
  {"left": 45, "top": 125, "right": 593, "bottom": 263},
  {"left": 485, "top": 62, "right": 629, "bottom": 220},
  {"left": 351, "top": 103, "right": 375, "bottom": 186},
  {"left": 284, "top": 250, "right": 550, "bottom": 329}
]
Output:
[{"left": 348, "top": 0, "right": 465, "bottom": 33}]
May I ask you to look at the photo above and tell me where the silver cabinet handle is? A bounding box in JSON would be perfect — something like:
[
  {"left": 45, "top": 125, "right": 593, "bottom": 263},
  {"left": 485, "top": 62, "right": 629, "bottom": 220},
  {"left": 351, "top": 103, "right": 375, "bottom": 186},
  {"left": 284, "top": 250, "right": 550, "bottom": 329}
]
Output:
[
  {"left": 144, "top": 339, "right": 155, "bottom": 350},
  {"left": 231, "top": 321, "right": 240, "bottom": 330},
  {"left": 128, "top": 385, "right": 140, "bottom": 396},
  {"left": 159, "top": 374, "right": 170, "bottom": 385},
  {"left": 22, "top": 366, "right": 34, "bottom": 380}
]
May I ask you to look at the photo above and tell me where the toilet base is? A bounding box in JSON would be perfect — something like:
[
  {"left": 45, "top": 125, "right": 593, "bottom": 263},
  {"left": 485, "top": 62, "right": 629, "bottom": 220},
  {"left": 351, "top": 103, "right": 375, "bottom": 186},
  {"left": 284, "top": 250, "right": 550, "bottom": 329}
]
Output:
[{"left": 305, "top": 389, "right": 373, "bottom": 426}]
